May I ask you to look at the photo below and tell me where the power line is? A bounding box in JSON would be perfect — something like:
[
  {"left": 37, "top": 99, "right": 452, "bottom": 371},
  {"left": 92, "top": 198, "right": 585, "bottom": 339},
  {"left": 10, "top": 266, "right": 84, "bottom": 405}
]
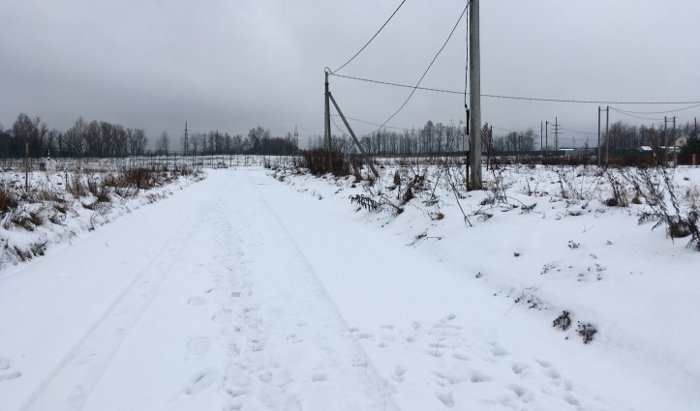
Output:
[
  {"left": 329, "top": 72, "right": 700, "bottom": 105},
  {"left": 330, "top": 115, "right": 347, "bottom": 136},
  {"left": 333, "top": 0, "right": 407, "bottom": 73},
  {"left": 332, "top": 114, "right": 410, "bottom": 132},
  {"left": 561, "top": 126, "right": 596, "bottom": 135},
  {"left": 610, "top": 103, "right": 700, "bottom": 115},
  {"left": 331, "top": 72, "right": 462, "bottom": 94},
  {"left": 609, "top": 107, "right": 664, "bottom": 121},
  {"left": 491, "top": 125, "right": 515, "bottom": 133},
  {"left": 371, "top": 2, "right": 470, "bottom": 134}
]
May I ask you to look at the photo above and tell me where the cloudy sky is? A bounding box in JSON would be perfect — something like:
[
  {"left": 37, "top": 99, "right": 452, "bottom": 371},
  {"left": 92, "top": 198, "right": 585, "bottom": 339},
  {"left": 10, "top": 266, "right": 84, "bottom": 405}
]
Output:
[{"left": 1, "top": 0, "right": 699, "bottom": 147}]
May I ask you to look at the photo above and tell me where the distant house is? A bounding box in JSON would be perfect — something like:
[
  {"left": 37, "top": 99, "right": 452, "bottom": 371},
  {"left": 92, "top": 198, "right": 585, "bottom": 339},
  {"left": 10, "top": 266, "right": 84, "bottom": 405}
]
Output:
[{"left": 675, "top": 135, "right": 689, "bottom": 148}]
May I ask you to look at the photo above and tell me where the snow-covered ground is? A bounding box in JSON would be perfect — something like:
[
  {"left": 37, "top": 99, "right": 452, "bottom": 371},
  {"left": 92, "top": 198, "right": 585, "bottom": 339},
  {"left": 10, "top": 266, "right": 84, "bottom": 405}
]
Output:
[
  {"left": 1, "top": 164, "right": 698, "bottom": 410},
  {"left": 0, "top": 166, "right": 203, "bottom": 268}
]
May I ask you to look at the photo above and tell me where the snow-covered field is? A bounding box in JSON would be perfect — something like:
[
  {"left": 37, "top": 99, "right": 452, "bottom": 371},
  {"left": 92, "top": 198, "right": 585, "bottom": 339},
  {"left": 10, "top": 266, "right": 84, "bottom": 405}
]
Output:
[
  {"left": 0, "top": 163, "right": 698, "bottom": 410},
  {"left": 0, "top": 164, "right": 204, "bottom": 268}
]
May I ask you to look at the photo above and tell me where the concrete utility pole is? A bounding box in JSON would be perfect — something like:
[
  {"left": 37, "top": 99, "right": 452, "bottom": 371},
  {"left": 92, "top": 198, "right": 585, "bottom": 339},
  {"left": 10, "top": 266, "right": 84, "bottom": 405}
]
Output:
[
  {"left": 672, "top": 116, "right": 677, "bottom": 167},
  {"left": 605, "top": 106, "right": 610, "bottom": 167},
  {"left": 468, "top": 0, "right": 482, "bottom": 189},
  {"left": 328, "top": 92, "right": 379, "bottom": 178},
  {"left": 324, "top": 68, "right": 332, "bottom": 152},
  {"left": 184, "top": 122, "right": 188, "bottom": 156},
  {"left": 24, "top": 142, "right": 29, "bottom": 192},
  {"left": 664, "top": 116, "right": 668, "bottom": 165},
  {"left": 597, "top": 107, "right": 601, "bottom": 166}
]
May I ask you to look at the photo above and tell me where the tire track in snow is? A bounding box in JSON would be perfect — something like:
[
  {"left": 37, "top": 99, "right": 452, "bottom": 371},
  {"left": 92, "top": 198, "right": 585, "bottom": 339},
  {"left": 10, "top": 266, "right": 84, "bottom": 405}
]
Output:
[
  {"left": 18, "top": 202, "right": 210, "bottom": 411},
  {"left": 248, "top": 174, "right": 399, "bottom": 410}
]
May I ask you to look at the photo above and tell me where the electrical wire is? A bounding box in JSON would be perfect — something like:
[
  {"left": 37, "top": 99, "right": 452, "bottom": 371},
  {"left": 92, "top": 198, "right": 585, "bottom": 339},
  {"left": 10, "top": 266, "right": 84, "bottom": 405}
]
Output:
[
  {"left": 609, "top": 107, "right": 664, "bottom": 121},
  {"left": 330, "top": 116, "right": 347, "bottom": 136},
  {"left": 329, "top": 72, "right": 700, "bottom": 105},
  {"left": 610, "top": 103, "right": 700, "bottom": 115},
  {"left": 333, "top": 0, "right": 407, "bottom": 73},
  {"left": 332, "top": 114, "right": 410, "bottom": 132},
  {"left": 561, "top": 127, "right": 596, "bottom": 135},
  {"left": 369, "top": 2, "right": 470, "bottom": 135}
]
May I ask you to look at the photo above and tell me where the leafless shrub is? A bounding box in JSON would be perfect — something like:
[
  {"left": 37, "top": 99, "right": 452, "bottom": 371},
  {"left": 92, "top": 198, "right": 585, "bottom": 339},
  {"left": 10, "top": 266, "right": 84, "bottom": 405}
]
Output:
[
  {"left": 10, "top": 210, "right": 44, "bottom": 231},
  {"left": 350, "top": 194, "right": 382, "bottom": 212},
  {"left": 0, "top": 184, "right": 18, "bottom": 212},
  {"left": 302, "top": 149, "right": 350, "bottom": 177},
  {"left": 87, "top": 178, "right": 110, "bottom": 202},
  {"left": 636, "top": 167, "right": 700, "bottom": 250},
  {"left": 67, "top": 175, "right": 88, "bottom": 197},
  {"left": 604, "top": 170, "right": 628, "bottom": 207},
  {"left": 121, "top": 167, "right": 156, "bottom": 189}
]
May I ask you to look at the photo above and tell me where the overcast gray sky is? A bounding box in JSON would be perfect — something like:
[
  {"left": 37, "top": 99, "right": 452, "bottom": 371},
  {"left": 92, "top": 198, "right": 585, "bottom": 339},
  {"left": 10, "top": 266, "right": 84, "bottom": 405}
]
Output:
[{"left": 1, "top": 0, "right": 699, "bottom": 147}]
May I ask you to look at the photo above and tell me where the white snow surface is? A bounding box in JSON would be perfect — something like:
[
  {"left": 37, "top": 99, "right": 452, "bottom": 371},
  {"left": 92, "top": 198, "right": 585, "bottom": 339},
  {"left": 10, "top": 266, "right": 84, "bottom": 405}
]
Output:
[{"left": 1, "top": 166, "right": 699, "bottom": 410}]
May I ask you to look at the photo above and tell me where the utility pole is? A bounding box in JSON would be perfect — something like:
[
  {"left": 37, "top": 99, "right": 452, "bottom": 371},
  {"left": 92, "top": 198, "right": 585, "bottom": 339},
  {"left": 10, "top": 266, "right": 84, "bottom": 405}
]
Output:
[
  {"left": 605, "top": 106, "right": 610, "bottom": 167},
  {"left": 324, "top": 68, "right": 332, "bottom": 153},
  {"left": 597, "top": 107, "right": 601, "bottom": 166},
  {"left": 672, "top": 116, "right": 677, "bottom": 167},
  {"left": 468, "top": 0, "right": 482, "bottom": 189},
  {"left": 540, "top": 121, "right": 543, "bottom": 152},
  {"left": 294, "top": 125, "right": 299, "bottom": 148},
  {"left": 24, "top": 142, "right": 29, "bottom": 192},
  {"left": 545, "top": 121, "right": 549, "bottom": 152},
  {"left": 184, "top": 122, "right": 188, "bottom": 157},
  {"left": 664, "top": 116, "right": 668, "bottom": 165},
  {"left": 554, "top": 117, "right": 560, "bottom": 150}
]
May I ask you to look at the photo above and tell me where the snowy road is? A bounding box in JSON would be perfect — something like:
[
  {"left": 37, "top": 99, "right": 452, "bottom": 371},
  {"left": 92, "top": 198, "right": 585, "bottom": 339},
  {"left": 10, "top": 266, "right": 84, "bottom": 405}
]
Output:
[{"left": 1, "top": 169, "right": 697, "bottom": 410}]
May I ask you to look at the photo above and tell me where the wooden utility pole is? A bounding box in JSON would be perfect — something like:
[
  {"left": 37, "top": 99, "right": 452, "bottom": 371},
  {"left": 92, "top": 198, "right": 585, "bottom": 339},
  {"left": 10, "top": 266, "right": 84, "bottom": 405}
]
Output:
[
  {"left": 468, "top": 0, "right": 482, "bottom": 189},
  {"left": 324, "top": 68, "right": 332, "bottom": 153}
]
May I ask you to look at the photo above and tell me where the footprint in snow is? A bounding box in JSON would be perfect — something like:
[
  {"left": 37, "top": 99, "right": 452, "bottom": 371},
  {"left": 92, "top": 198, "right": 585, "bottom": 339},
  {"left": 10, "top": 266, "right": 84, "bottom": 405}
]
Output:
[
  {"left": 311, "top": 372, "right": 327, "bottom": 382},
  {"left": 392, "top": 365, "right": 407, "bottom": 382},
  {"left": 225, "top": 363, "right": 252, "bottom": 388},
  {"left": 511, "top": 362, "right": 529, "bottom": 376},
  {"left": 469, "top": 370, "right": 491, "bottom": 383},
  {"left": 187, "top": 296, "right": 206, "bottom": 306},
  {"left": 184, "top": 368, "right": 219, "bottom": 395},
  {"left": 187, "top": 336, "right": 211, "bottom": 356},
  {"left": 0, "top": 357, "right": 11, "bottom": 370},
  {"left": 435, "top": 391, "right": 455, "bottom": 408},
  {"left": 0, "top": 371, "right": 22, "bottom": 381}
]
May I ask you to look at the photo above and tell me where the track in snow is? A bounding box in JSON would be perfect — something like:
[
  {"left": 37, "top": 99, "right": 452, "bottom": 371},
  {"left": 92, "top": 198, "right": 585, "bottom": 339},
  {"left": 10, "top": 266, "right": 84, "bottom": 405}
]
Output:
[{"left": 1, "top": 170, "right": 396, "bottom": 411}]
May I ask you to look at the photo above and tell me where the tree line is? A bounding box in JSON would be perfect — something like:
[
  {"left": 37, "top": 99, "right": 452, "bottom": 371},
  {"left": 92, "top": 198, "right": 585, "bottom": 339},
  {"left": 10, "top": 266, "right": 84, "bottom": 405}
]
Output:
[
  {"left": 320, "top": 118, "right": 699, "bottom": 156},
  {"left": 316, "top": 120, "right": 536, "bottom": 155},
  {"left": 0, "top": 113, "right": 300, "bottom": 158}
]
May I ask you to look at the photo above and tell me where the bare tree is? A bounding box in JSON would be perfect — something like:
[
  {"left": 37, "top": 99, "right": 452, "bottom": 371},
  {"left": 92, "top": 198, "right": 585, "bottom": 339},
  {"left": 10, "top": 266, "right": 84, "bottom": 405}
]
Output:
[{"left": 155, "top": 131, "right": 169, "bottom": 155}]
